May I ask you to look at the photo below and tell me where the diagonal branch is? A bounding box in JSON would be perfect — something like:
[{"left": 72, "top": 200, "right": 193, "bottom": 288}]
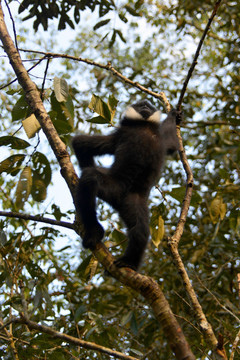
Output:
[{"left": 0, "top": 5, "right": 78, "bottom": 197}]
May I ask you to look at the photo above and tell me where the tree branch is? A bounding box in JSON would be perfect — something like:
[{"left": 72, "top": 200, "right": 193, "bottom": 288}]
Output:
[
  {"left": 177, "top": 0, "right": 223, "bottom": 111},
  {"left": 168, "top": 1, "right": 225, "bottom": 356},
  {"left": 0, "top": 316, "right": 19, "bottom": 360},
  {"left": 184, "top": 19, "right": 236, "bottom": 44},
  {"left": 92, "top": 243, "right": 196, "bottom": 360},
  {"left": 0, "top": 211, "right": 74, "bottom": 230},
  {"left": 14, "top": 48, "right": 171, "bottom": 110},
  {"left": 11, "top": 316, "right": 139, "bottom": 360}
]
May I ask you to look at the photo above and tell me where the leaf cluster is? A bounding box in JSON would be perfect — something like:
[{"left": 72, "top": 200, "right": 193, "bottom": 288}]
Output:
[{"left": 17, "top": 0, "right": 116, "bottom": 31}]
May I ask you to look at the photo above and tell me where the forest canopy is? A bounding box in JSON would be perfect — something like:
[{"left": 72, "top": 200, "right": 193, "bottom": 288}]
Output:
[{"left": 0, "top": 0, "right": 239, "bottom": 359}]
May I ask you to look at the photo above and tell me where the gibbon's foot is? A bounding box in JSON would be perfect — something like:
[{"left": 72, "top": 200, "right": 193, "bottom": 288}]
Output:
[
  {"left": 114, "top": 256, "right": 138, "bottom": 271},
  {"left": 82, "top": 222, "right": 104, "bottom": 250},
  {"left": 104, "top": 256, "right": 138, "bottom": 277}
]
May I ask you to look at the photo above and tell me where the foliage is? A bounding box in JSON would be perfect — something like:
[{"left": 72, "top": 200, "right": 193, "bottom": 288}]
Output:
[
  {"left": 16, "top": 0, "right": 116, "bottom": 31},
  {"left": 0, "top": 0, "right": 240, "bottom": 359}
]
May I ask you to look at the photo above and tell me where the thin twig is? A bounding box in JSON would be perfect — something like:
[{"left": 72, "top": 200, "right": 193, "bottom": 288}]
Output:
[
  {"left": 0, "top": 315, "right": 19, "bottom": 360},
  {"left": 230, "top": 327, "right": 240, "bottom": 360},
  {"left": 197, "top": 275, "right": 240, "bottom": 324},
  {"left": 4, "top": 0, "right": 18, "bottom": 51},
  {"left": 41, "top": 57, "right": 50, "bottom": 100},
  {"left": 14, "top": 48, "right": 171, "bottom": 109},
  {"left": 0, "top": 55, "right": 49, "bottom": 90},
  {"left": 177, "top": 0, "right": 223, "bottom": 110}
]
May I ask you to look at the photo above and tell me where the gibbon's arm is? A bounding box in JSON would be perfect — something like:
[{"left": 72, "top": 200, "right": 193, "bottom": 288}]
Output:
[
  {"left": 160, "top": 109, "right": 179, "bottom": 155},
  {"left": 72, "top": 134, "right": 117, "bottom": 168}
]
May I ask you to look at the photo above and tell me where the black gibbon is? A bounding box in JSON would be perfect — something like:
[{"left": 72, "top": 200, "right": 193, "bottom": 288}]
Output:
[{"left": 72, "top": 100, "right": 179, "bottom": 270}]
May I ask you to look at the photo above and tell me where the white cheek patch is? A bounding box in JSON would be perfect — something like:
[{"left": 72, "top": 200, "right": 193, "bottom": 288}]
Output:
[
  {"left": 148, "top": 110, "right": 161, "bottom": 123},
  {"left": 123, "top": 106, "right": 144, "bottom": 120}
]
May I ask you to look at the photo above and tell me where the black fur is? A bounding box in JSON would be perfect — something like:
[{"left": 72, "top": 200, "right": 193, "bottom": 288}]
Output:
[{"left": 72, "top": 100, "right": 179, "bottom": 270}]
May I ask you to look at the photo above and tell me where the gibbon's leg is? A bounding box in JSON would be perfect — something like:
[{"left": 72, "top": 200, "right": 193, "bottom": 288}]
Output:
[
  {"left": 115, "top": 194, "right": 150, "bottom": 270},
  {"left": 76, "top": 167, "right": 104, "bottom": 249},
  {"left": 76, "top": 167, "right": 125, "bottom": 250}
]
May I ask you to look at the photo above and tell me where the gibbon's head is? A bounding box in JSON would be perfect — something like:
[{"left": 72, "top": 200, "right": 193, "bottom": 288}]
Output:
[{"left": 122, "top": 100, "right": 161, "bottom": 123}]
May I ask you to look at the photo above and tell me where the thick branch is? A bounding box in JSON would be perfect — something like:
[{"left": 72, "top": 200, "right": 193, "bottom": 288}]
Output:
[
  {"left": 93, "top": 243, "right": 196, "bottom": 360},
  {"left": 0, "top": 4, "right": 78, "bottom": 197}
]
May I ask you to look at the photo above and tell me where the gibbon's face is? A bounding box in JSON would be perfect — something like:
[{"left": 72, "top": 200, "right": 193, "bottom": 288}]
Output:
[{"left": 123, "top": 100, "right": 161, "bottom": 123}]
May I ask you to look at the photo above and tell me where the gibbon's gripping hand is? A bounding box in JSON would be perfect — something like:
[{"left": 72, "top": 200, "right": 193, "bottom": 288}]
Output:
[
  {"left": 175, "top": 109, "right": 183, "bottom": 125},
  {"left": 82, "top": 221, "right": 105, "bottom": 250}
]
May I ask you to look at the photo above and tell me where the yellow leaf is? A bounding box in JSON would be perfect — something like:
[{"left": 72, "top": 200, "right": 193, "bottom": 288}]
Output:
[
  {"left": 209, "top": 196, "right": 227, "bottom": 224},
  {"left": 15, "top": 166, "right": 32, "bottom": 210},
  {"left": 151, "top": 216, "right": 165, "bottom": 248},
  {"left": 22, "top": 114, "right": 41, "bottom": 138}
]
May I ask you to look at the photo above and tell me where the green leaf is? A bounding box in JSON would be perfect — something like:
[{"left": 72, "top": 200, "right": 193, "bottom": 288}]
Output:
[
  {"left": 88, "top": 94, "right": 111, "bottom": 123},
  {"left": 135, "top": 0, "right": 144, "bottom": 9},
  {"left": 62, "top": 93, "right": 74, "bottom": 128},
  {"left": 107, "top": 95, "right": 118, "bottom": 122},
  {"left": 93, "top": 19, "right": 111, "bottom": 30},
  {"left": 109, "top": 29, "right": 116, "bottom": 47},
  {"left": 0, "top": 154, "right": 25, "bottom": 175},
  {"left": 121, "top": 311, "right": 133, "bottom": 326},
  {"left": 76, "top": 255, "right": 92, "bottom": 279},
  {"left": 168, "top": 186, "right": 201, "bottom": 206},
  {"left": 118, "top": 12, "right": 128, "bottom": 23},
  {"left": 9, "top": 296, "right": 23, "bottom": 312},
  {"left": 75, "top": 305, "right": 87, "bottom": 322},
  {"left": 191, "top": 191, "right": 202, "bottom": 206},
  {"left": 168, "top": 186, "right": 186, "bottom": 202},
  {"left": 12, "top": 94, "right": 31, "bottom": 121},
  {"left": 115, "top": 29, "right": 126, "bottom": 43},
  {"left": 31, "top": 178, "right": 47, "bottom": 202},
  {"left": 130, "top": 312, "right": 138, "bottom": 335},
  {"left": 125, "top": 5, "right": 141, "bottom": 17},
  {"left": 49, "top": 110, "right": 72, "bottom": 134},
  {"left": 0, "top": 230, "right": 7, "bottom": 247},
  {"left": 30, "top": 152, "right": 51, "bottom": 202},
  {"left": 32, "top": 152, "right": 52, "bottom": 187},
  {"left": 111, "top": 228, "right": 126, "bottom": 243},
  {"left": 86, "top": 115, "right": 110, "bottom": 124},
  {"left": 0, "top": 136, "right": 30, "bottom": 149},
  {"left": 50, "top": 92, "right": 74, "bottom": 131}
]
